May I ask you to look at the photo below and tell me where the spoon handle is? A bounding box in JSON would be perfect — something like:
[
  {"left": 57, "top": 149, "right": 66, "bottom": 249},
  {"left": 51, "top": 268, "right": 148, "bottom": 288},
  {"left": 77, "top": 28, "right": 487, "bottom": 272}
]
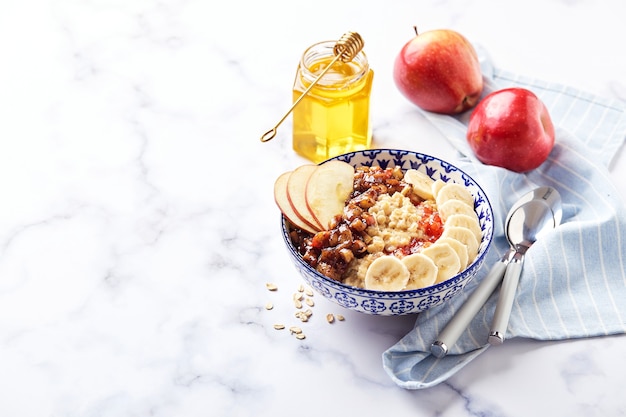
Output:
[
  {"left": 430, "top": 256, "right": 510, "bottom": 358},
  {"left": 488, "top": 254, "right": 524, "bottom": 345}
]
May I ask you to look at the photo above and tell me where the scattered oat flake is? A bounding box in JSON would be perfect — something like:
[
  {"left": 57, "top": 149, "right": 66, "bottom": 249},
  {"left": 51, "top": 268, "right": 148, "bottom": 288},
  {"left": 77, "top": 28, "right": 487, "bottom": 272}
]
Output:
[
  {"left": 294, "top": 299, "right": 303, "bottom": 309},
  {"left": 305, "top": 298, "right": 314, "bottom": 307},
  {"left": 305, "top": 287, "right": 314, "bottom": 297},
  {"left": 326, "top": 313, "right": 335, "bottom": 323},
  {"left": 266, "top": 283, "right": 278, "bottom": 291},
  {"left": 295, "top": 311, "right": 309, "bottom": 322},
  {"left": 265, "top": 302, "right": 274, "bottom": 310},
  {"left": 289, "top": 326, "right": 302, "bottom": 334},
  {"left": 298, "top": 284, "right": 304, "bottom": 292},
  {"left": 293, "top": 292, "right": 303, "bottom": 301},
  {"left": 295, "top": 333, "right": 306, "bottom": 340},
  {"left": 336, "top": 314, "right": 345, "bottom": 321},
  {"left": 273, "top": 324, "right": 285, "bottom": 330}
]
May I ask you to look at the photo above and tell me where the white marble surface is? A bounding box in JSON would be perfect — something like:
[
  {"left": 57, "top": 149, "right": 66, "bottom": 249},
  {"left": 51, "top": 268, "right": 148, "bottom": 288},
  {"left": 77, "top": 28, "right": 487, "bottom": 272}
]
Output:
[{"left": 1, "top": 0, "right": 625, "bottom": 415}]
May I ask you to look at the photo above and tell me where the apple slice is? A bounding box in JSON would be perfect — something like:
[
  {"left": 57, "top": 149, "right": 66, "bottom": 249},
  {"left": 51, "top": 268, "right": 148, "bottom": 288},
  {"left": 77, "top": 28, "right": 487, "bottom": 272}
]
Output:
[
  {"left": 286, "top": 164, "right": 323, "bottom": 231},
  {"left": 305, "top": 160, "right": 355, "bottom": 230},
  {"left": 274, "top": 171, "right": 318, "bottom": 234}
]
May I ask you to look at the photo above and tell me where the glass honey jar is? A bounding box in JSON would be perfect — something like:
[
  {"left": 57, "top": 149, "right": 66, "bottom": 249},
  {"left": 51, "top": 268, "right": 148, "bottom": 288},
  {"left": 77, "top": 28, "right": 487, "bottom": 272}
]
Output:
[{"left": 292, "top": 40, "right": 374, "bottom": 163}]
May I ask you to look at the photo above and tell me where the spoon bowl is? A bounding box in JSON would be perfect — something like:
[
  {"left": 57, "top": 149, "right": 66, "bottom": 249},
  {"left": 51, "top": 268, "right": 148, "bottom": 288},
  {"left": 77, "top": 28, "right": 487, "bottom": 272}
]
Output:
[{"left": 505, "top": 186, "right": 562, "bottom": 248}]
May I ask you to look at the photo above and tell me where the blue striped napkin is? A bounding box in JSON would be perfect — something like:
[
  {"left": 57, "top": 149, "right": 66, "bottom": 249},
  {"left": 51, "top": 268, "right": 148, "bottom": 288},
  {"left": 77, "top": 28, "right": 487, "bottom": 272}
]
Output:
[{"left": 382, "top": 49, "right": 626, "bottom": 389}]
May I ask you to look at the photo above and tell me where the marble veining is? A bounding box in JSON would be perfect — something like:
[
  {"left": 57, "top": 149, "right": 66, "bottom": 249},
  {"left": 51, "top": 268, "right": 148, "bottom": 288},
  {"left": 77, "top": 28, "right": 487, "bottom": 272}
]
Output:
[{"left": 0, "top": 0, "right": 625, "bottom": 416}]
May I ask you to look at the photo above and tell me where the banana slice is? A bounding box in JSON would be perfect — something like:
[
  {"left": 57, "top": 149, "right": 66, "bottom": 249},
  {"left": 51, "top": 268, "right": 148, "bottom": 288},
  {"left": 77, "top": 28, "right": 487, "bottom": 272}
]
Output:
[
  {"left": 438, "top": 198, "right": 476, "bottom": 221},
  {"left": 364, "top": 255, "right": 410, "bottom": 291},
  {"left": 431, "top": 179, "right": 446, "bottom": 199},
  {"left": 435, "top": 182, "right": 475, "bottom": 209},
  {"left": 440, "top": 226, "right": 479, "bottom": 263},
  {"left": 445, "top": 213, "right": 482, "bottom": 244},
  {"left": 401, "top": 253, "right": 437, "bottom": 289},
  {"left": 404, "top": 169, "right": 435, "bottom": 200},
  {"left": 421, "top": 242, "right": 461, "bottom": 284},
  {"left": 437, "top": 237, "right": 469, "bottom": 270}
]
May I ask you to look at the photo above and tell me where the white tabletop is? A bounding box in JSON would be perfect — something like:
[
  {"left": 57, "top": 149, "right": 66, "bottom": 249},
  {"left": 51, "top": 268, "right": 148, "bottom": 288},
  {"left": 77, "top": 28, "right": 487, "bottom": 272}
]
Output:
[{"left": 1, "top": 1, "right": 625, "bottom": 416}]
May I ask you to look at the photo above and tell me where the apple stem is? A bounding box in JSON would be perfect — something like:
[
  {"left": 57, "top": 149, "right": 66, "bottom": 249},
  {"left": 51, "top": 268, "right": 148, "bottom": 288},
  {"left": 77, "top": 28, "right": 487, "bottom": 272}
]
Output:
[{"left": 413, "top": 26, "right": 419, "bottom": 36}]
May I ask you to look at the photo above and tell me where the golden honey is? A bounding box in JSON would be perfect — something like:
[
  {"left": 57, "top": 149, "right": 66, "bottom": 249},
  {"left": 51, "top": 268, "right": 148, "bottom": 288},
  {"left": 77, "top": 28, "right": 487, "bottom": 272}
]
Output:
[{"left": 292, "top": 41, "right": 374, "bottom": 163}]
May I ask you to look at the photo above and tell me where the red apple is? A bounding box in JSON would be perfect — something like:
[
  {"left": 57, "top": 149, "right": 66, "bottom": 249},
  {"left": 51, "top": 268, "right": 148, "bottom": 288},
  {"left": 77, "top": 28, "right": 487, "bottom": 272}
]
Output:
[
  {"left": 466, "top": 87, "right": 555, "bottom": 173},
  {"left": 393, "top": 28, "right": 483, "bottom": 114}
]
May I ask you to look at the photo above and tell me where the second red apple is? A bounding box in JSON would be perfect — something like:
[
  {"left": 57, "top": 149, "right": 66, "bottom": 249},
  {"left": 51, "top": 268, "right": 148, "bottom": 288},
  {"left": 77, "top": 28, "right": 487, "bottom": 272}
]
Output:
[{"left": 466, "top": 87, "right": 555, "bottom": 173}]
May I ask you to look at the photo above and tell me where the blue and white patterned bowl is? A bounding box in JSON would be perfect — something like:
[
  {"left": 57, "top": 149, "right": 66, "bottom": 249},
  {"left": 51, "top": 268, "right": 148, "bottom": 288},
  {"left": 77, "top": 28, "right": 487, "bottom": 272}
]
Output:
[{"left": 281, "top": 149, "right": 494, "bottom": 316}]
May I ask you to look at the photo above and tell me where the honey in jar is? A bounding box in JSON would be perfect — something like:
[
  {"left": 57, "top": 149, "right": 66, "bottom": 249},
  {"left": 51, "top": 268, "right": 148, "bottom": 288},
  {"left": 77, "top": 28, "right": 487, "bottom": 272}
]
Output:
[{"left": 292, "top": 40, "right": 374, "bottom": 163}]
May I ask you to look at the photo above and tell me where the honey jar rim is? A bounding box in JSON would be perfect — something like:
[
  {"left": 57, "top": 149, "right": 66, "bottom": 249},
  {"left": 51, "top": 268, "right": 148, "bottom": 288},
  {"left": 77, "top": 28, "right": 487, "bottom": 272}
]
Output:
[{"left": 299, "top": 40, "right": 370, "bottom": 87}]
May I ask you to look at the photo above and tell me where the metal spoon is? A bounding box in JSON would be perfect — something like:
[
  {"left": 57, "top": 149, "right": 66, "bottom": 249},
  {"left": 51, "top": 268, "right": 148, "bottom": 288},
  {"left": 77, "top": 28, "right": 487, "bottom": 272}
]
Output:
[
  {"left": 488, "top": 186, "right": 562, "bottom": 345},
  {"left": 430, "top": 186, "right": 561, "bottom": 358}
]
